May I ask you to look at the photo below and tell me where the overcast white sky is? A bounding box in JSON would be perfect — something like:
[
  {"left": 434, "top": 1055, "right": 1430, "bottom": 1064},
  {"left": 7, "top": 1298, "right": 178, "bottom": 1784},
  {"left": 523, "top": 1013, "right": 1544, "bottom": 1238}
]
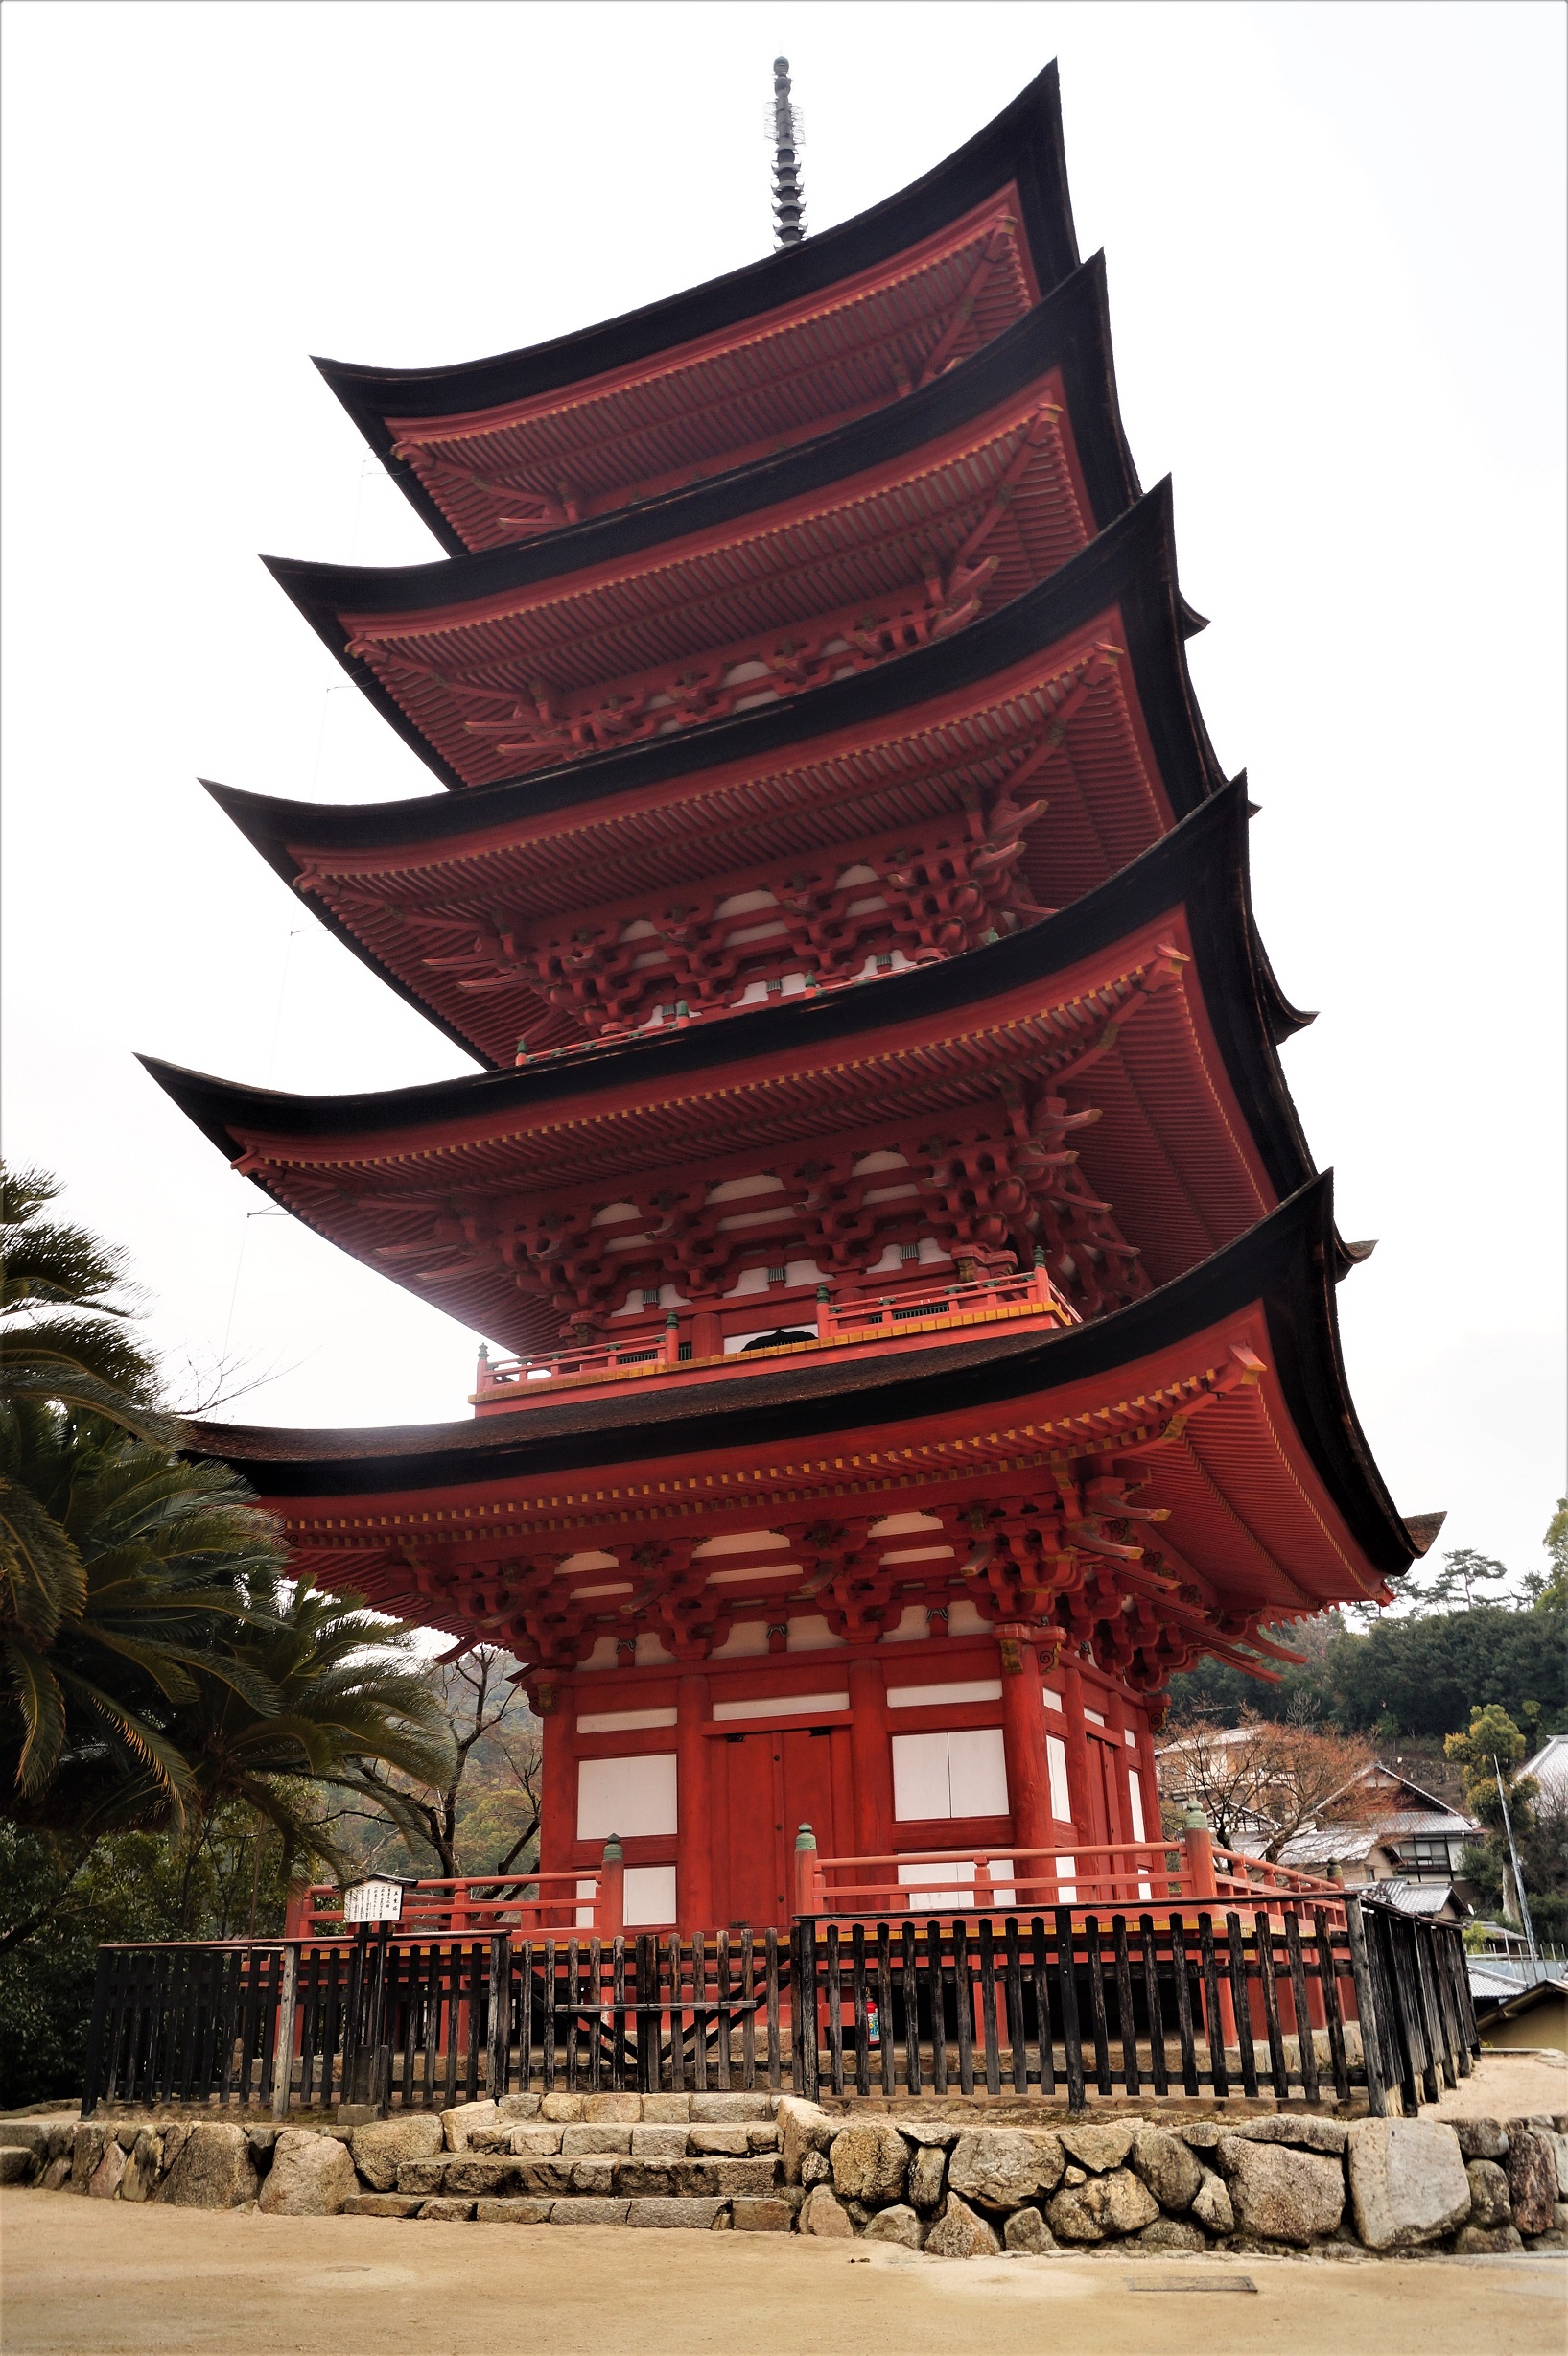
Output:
[{"left": 3, "top": 2, "right": 1563, "bottom": 1592}]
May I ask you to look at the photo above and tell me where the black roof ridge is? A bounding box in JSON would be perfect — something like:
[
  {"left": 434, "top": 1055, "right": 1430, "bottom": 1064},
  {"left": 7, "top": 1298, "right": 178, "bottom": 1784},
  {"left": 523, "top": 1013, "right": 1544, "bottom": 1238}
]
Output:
[
  {"left": 314, "top": 64, "right": 1077, "bottom": 554},
  {"left": 144, "top": 777, "right": 1316, "bottom": 1211},
  {"left": 185, "top": 1169, "right": 1416, "bottom": 1586},
  {"left": 268, "top": 257, "right": 1137, "bottom": 790}
]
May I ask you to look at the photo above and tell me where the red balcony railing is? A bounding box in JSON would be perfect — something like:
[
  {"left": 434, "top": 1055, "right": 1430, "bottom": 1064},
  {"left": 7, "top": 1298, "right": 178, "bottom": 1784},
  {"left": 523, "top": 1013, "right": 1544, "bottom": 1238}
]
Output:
[
  {"left": 282, "top": 1867, "right": 609, "bottom": 1943},
  {"left": 793, "top": 1824, "right": 1348, "bottom": 1931},
  {"left": 474, "top": 1263, "right": 1075, "bottom": 1407}
]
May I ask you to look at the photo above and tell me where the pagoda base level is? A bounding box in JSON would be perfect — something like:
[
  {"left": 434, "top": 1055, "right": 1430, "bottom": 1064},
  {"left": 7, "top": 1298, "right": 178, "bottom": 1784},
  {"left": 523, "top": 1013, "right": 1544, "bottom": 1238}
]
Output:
[{"left": 528, "top": 1626, "right": 1170, "bottom": 1941}]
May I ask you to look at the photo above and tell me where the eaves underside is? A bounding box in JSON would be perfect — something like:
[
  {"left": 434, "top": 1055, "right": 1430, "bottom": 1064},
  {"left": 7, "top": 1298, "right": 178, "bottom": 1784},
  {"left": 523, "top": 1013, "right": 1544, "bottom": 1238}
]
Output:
[{"left": 187, "top": 1176, "right": 1415, "bottom": 1586}]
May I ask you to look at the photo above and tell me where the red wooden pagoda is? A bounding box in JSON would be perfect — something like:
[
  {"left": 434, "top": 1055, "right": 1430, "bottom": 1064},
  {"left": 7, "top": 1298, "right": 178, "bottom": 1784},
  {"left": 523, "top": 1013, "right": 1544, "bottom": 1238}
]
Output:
[{"left": 152, "top": 64, "right": 1434, "bottom": 1942}]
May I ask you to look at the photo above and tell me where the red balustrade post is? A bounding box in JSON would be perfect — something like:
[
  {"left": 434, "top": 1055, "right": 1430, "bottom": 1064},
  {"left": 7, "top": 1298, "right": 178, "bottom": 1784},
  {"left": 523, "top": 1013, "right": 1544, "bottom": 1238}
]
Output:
[
  {"left": 597, "top": 1837, "right": 624, "bottom": 1938},
  {"left": 793, "top": 1823, "right": 822, "bottom": 1917},
  {"left": 814, "top": 1284, "right": 833, "bottom": 1340},
  {"left": 1182, "top": 1809, "right": 1219, "bottom": 1901},
  {"left": 282, "top": 1884, "right": 311, "bottom": 1940},
  {"left": 661, "top": 1310, "right": 681, "bottom": 1367}
]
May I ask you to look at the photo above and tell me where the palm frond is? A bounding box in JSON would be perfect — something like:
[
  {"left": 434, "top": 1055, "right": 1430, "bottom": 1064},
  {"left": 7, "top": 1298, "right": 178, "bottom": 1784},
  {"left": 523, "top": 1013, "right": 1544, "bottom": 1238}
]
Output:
[
  {"left": 0, "top": 1472, "right": 85, "bottom": 1633},
  {"left": 4, "top": 1638, "right": 68, "bottom": 1793}
]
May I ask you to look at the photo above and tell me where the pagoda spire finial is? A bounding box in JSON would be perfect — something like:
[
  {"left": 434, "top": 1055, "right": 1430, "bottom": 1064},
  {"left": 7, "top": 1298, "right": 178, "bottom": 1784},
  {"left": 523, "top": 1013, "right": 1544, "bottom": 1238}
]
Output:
[{"left": 769, "top": 57, "right": 806, "bottom": 248}]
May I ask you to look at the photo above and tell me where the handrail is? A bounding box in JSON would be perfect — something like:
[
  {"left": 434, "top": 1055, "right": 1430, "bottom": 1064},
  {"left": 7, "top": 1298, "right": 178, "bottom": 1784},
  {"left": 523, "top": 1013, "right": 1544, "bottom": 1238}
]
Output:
[
  {"left": 798, "top": 1830, "right": 1346, "bottom": 1927},
  {"left": 475, "top": 1264, "right": 1075, "bottom": 1402},
  {"left": 284, "top": 1863, "right": 615, "bottom": 1941}
]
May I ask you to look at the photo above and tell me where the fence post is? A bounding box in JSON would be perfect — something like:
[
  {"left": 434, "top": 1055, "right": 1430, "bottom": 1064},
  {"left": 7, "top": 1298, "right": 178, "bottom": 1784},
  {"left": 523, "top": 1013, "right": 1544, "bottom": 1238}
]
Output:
[
  {"left": 270, "top": 1944, "right": 300, "bottom": 2120},
  {"left": 487, "top": 1934, "right": 512, "bottom": 2098},
  {"left": 597, "top": 1837, "right": 625, "bottom": 1939},
  {"left": 1343, "top": 1895, "right": 1388, "bottom": 2117},
  {"left": 1182, "top": 1807, "right": 1218, "bottom": 1901},
  {"left": 635, "top": 1934, "right": 658, "bottom": 2093},
  {"left": 794, "top": 1824, "right": 821, "bottom": 1917},
  {"left": 79, "top": 1950, "right": 116, "bottom": 2120}
]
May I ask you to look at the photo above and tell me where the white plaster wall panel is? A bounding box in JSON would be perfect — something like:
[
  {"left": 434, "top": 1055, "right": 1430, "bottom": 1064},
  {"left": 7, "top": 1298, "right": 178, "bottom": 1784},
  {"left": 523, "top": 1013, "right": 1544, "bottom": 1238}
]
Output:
[
  {"left": 577, "top": 1706, "right": 678, "bottom": 1734},
  {"left": 899, "top": 1857, "right": 973, "bottom": 1910},
  {"left": 946, "top": 1599, "right": 989, "bottom": 1637},
  {"left": 623, "top": 1865, "right": 678, "bottom": 1926},
  {"left": 892, "top": 1732, "right": 952, "bottom": 1822},
  {"left": 1126, "top": 1768, "right": 1154, "bottom": 1897},
  {"left": 713, "top": 1689, "right": 848, "bottom": 1720},
  {"left": 886, "top": 1680, "right": 1002, "bottom": 1708},
  {"left": 706, "top": 1619, "right": 771, "bottom": 1658},
  {"left": 787, "top": 1614, "right": 845, "bottom": 1650},
  {"left": 576, "top": 1752, "right": 678, "bottom": 1840},
  {"left": 1046, "top": 1733, "right": 1072, "bottom": 1824},
  {"left": 948, "top": 1728, "right": 1008, "bottom": 1818}
]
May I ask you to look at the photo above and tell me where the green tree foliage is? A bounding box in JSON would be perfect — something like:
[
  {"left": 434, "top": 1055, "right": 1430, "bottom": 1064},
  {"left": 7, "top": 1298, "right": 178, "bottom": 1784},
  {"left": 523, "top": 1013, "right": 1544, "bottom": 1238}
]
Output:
[
  {"left": 1405, "top": 1547, "right": 1509, "bottom": 1614},
  {"left": 161, "top": 1573, "right": 452, "bottom": 1884},
  {"left": 0, "top": 1806, "right": 302, "bottom": 2108},
  {"left": 1166, "top": 1519, "right": 1568, "bottom": 1742},
  {"left": 0, "top": 1166, "right": 458, "bottom": 2107},
  {"left": 349, "top": 1648, "right": 541, "bottom": 1878},
  {"left": 1, "top": 1164, "right": 276, "bottom": 1814},
  {"left": 1444, "top": 1704, "right": 1534, "bottom": 1827},
  {"left": 1444, "top": 1705, "right": 1568, "bottom": 1945}
]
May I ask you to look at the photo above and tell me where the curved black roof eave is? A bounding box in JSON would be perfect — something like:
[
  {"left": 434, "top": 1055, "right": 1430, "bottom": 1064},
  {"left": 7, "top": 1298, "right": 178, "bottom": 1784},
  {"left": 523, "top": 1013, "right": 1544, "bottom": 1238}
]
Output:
[
  {"left": 143, "top": 778, "right": 1316, "bottom": 1210},
  {"left": 269, "top": 257, "right": 1138, "bottom": 792},
  {"left": 208, "top": 484, "right": 1222, "bottom": 1067},
  {"left": 314, "top": 63, "right": 1079, "bottom": 556},
  {"left": 185, "top": 1171, "right": 1416, "bottom": 1585}
]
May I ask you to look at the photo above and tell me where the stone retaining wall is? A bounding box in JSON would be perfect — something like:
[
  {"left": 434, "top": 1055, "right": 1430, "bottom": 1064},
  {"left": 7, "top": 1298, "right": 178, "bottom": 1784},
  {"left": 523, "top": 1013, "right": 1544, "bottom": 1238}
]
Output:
[{"left": 4, "top": 2098, "right": 1566, "bottom": 2256}]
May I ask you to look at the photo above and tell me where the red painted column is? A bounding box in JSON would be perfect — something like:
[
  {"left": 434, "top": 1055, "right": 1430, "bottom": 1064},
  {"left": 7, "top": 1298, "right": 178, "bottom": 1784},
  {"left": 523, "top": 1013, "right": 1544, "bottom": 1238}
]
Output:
[
  {"left": 535, "top": 1684, "right": 577, "bottom": 1930},
  {"left": 997, "top": 1627, "right": 1052, "bottom": 1859},
  {"left": 847, "top": 1656, "right": 890, "bottom": 1861},
  {"left": 676, "top": 1671, "right": 714, "bottom": 1933},
  {"left": 538, "top": 1685, "right": 577, "bottom": 1881}
]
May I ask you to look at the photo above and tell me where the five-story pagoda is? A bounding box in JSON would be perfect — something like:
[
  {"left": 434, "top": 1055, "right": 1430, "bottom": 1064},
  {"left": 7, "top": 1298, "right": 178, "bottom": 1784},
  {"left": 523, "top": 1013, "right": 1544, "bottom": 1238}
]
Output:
[{"left": 152, "top": 64, "right": 1433, "bottom": 1940}]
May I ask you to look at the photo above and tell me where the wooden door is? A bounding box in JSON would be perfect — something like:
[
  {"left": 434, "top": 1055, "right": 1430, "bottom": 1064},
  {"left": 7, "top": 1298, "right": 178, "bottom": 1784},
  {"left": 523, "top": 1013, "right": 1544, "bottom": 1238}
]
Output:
[
  {"left": 782, "top": 1725, "right": 841, "bottom": 1890},
  {"left": 715, "top": 1732, "right": 784, "bottom": 1929},
  {"left": 714, "top": 1722, "right": 844, "bottom": 1931}
]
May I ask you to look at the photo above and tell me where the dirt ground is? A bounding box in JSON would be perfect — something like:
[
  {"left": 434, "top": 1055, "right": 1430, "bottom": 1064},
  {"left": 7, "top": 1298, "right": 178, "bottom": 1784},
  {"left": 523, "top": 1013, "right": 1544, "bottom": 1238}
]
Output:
[
  {"left": 1430, "top": 2045, "right": 1566, "bottom": 2120},
  {"left": 3, "top": 2192, "right": 1565, "bottom": 2356}
]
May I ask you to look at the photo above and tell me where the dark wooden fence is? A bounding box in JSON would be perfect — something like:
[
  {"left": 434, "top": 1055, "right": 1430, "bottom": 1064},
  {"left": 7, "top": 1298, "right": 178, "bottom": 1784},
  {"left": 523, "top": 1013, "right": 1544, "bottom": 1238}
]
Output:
[{"left": 81, "top": 1897, "right": 1477, "bottom": 2122}]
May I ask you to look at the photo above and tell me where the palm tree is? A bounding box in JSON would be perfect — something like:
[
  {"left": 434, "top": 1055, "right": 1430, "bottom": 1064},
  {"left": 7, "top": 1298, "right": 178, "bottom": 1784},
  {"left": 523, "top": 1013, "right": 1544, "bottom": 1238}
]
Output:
[
  {"left": 0, "top": 1166, "right": 451, "bottom": 1853},
  {"left": 1, "top": 1164, "right": 281, "bottom": 1813},
  {"left": 166, "top": 1573, "right": 453, "bottom": 1885}
]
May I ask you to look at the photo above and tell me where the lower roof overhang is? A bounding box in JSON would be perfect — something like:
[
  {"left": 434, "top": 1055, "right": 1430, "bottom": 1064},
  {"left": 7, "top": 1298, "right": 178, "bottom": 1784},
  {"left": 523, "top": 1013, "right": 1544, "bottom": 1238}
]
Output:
[
  {"left": 143, "top": 785, "right": 1319, "bottom": 1355},
  {"left": 270, "top": 261, "right": 1137, "bottom": 792},
  {"left": 209, "top": 485, "right": 1219, "bottom": 1069},
  {"left": 188, "top": 1176, "right": 1416, "bottom": 1653}
]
